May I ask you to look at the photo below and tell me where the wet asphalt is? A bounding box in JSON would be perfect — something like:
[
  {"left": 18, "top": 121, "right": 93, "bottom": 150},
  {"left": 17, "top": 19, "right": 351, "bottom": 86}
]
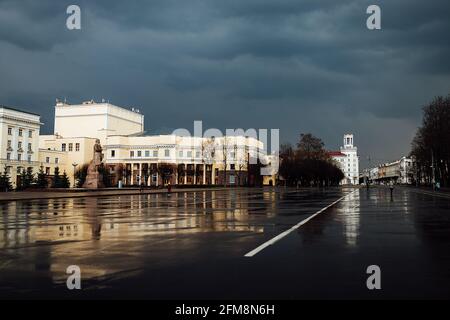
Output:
[{"left": 1, "top": 186, "right": 450, "bottom": 299}]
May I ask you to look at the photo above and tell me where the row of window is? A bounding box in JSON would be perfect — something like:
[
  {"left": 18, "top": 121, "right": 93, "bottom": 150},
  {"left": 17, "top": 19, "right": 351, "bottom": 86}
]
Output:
[
  {"left": 61, "top": 143, "right": 80, "bottom": 152},
  {"left": 8, "top": 127, "right": 33, "bottom": 138},
  {"left": 6, "top": 153, "right": 32, "bottom": 162},
  {"left": 45, "top": 157, "right": 59, "bottom": 164},
  {"left": 128, "top": 149, "right": 170, "bottom": 158},
  {"left": 109, "top": 149, "right": 172, "bottom": 158},
  {"left": 115, "top": 149, "right": 237, "bottom": 159},
  {"left": 7, "top": 140, "right": 32, "bottom": 151}
]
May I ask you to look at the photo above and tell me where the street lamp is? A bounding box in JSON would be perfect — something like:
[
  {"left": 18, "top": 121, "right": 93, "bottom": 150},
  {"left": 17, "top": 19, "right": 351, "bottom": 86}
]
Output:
[{"left": 72, "top": 163, "right": 78, "bottom": 188}]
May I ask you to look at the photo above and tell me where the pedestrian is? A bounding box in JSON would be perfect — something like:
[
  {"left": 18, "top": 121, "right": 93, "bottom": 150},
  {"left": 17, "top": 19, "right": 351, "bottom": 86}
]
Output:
[
  {"left": 436, "top": 181, "right": 441, "bottom": 191},
  {"left": 167, "top": 181, "right": 172, "bottom": 196},
  {"left": 389, "top": 180, "right": 394, "bottom": 198}
]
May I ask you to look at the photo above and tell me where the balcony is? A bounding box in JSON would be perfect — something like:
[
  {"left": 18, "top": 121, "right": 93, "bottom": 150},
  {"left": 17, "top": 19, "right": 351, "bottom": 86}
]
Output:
[{"left": 0, "top": 159, "right": 40, "bottom": 166}]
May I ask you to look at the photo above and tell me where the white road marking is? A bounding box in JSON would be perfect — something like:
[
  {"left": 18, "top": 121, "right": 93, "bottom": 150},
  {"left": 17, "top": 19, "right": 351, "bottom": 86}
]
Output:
[{"left": 244, "top": 190, "right": 357, "bottom": 257}]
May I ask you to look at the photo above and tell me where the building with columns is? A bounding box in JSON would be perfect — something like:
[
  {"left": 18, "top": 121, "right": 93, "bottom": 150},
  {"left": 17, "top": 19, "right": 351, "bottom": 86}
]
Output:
[
  {"left": 329, "top": 134, "right": 359, "bottom": 185},
  {"left": 104, "top": 132, "right": 264, "bottom": 187},
  {"left": 47, "top": 100, "right": 268, "bottom": 187},
  {"left": 2, "top": 100, "right": 272, "bottom": 188}
]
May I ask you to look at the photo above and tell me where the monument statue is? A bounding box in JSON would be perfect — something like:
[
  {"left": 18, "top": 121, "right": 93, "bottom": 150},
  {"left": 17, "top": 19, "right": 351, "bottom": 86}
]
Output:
[{"left": 83, "top": 139, "right": 105, "bottom": 189}]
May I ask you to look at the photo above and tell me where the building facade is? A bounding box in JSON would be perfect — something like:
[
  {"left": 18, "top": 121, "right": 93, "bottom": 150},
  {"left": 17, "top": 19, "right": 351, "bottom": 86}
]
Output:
[
  {"left": 2, "top": 100, "right": 273, "bottom": 188},
  {"left": 39, "top": 134, "right": 97, "bottom": 183},
  {"left": 54, "top": 100, "right": 144, "bottom": 146},
  {"left": 0, "top": 106, "right": 41, "bottom": 188},
  {"left": 53, "top": 101, "right": 269, "bottom": 187},
  {"left": 366, "top": 156, "right": 413, "bottom": 184},
  {"left": 104, "top": 133, "right": 265, "bottom": 187},
  {"left": 330, "top": 134, "right": 359, "bottom": 185}
]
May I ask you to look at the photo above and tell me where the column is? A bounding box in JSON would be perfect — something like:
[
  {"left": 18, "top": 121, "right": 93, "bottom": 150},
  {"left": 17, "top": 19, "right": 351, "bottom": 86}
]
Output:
[
  {"left": 130, "top": 163, "right": 134, "bottom": 185},
  {"left": 202, "top": 164, "right": 206, "bottom": 185},
  {"left": 137, "top": 163, "right": 141, "bottom": 186}
]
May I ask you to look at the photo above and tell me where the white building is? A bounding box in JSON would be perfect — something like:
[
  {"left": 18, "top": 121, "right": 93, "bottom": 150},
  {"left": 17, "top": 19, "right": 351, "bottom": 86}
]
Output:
[
  {"left": 105, "top": 134, "right": 265, "bottom": 186},
  {"left": 49, "top": 100, "right": 270, "bottom": 187},
  {"left": 330, "top": 134, "right": 359, "bottom": 185},
  {"left": 0, "top": 105, "right": 42, "bottom": 188},
  {"left": 372, "top": 156, "right": 413, "bottom": 184},
  {"left": 54, "top": 100, "right": 144, "bottom": 146}
]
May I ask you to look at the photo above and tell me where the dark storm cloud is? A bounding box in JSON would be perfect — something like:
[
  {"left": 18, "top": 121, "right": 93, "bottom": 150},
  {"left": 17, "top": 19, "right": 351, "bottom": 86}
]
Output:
[{"left": 0, "top": 0, "right": 449, "bottom": 167}]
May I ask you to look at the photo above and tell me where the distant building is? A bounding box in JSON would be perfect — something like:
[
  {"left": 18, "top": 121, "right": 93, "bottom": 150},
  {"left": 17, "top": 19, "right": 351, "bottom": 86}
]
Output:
[
  {"left": 371, "top": 156, "right": 413, "bottom": 184},
  {"left": 329, "top": 134, "right": 359, "bottom": 185},
  {"left": 0, "top": 106, "right": 41, "bottom": 188}
]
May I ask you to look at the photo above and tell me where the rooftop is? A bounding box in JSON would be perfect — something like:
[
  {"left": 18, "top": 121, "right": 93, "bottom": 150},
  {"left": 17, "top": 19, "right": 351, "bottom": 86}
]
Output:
[
  {"left": 0, "top": 105, "right": 40, "bottom": 117},
  {"left": 328, "top": 151, "right": 346, "bottom": 157}
]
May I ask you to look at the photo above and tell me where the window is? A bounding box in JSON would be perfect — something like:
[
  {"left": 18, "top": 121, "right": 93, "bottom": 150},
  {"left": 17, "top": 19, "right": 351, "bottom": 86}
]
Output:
[
  {"left": 18, "top": 154, "right": 22, "bottom": 161},
  {"left": 196, "top": 151, "right": 200, "bottom": 158},
  {"left": 46, "top": 157, "right": 50, "bottom": 163},
  {"left": 45, "top": 167, "right": 50, "bottom": 175},
  {"left": 137, "top": 150, "right": 142, "bottom": 157},
  {"left": 130, "top": 151, "right": 134, "bottom": 158},
  {"left": 55, "top": 158, "right": 59, "bottom": 164},
  {"left": 153, "top": 150, "right": 158, "bottom": 157},
  {"left": 28, "top": 130, "right": 33, "bottom": 138},
  {"left": 8, "top": 127, "right": 12, "bottom": 135},
  {"left": 7, "top": 140, "right": 11, "bottom": 148},
  {"left": 18, "top": 129, "right": 23, "bottom": 137},
  {"left": 187, "top": 151, "right": 192, "bottom": 158},
  {"left": 18, "top": 141, "right": 22, "bottom": 149},
  {"left": 178, "top": 151, "right": 183, "bottom": 158},
  {"left": 75, "top": 143, "right": 80, "bottom": 151},
  {"left": 145, "top": 150, "right": 150, "bottom": 157},
  {"left": 68, "top": 143, "right": 73, "bottom": 152},
  {"left": 62, "top": 143, "right": 66, "bottom": 151},
  {"left": 27, "top": 155, "right": 32, "bottom": 163},
  {"left": 164, "top": 149, "right": 170, "bottom": 157},
  {"left": 6, "top": 153, "right": 10, "bottom": 160},
  {"left": 230, "top": 164, "right": 235, "bottom": 170},
  {"left": 28, "top": 143, "right": 32, "bottom": 151},
  {"left": 111, "top": 150, "right": 116, "bottom": 158}
]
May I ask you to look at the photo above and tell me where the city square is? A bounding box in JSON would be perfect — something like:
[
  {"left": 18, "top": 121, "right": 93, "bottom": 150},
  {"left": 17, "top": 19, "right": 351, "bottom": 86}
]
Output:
[
  {"left": 1, "top": 186, "right": 450, "bottom": 299},
  {"left": 1, "top": 0, "right": 450, "bottom": 308}
]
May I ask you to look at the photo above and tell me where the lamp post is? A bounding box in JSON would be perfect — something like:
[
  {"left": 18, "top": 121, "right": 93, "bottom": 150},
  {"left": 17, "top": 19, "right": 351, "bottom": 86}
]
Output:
[{"left": 72, "top": 163, "right": 78, "bottom": 188}]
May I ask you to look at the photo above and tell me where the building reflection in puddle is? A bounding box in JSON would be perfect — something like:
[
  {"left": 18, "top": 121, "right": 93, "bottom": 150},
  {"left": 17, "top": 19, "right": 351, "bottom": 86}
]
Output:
[
  {"left": 0, "top": 189, "right": 288, "bottom": 285},
  {"left": 338, "top": 190, "right": 361, "bottom": 247},
  {"left": 0, "top": 190, "right": 282, "bottom": 250}
]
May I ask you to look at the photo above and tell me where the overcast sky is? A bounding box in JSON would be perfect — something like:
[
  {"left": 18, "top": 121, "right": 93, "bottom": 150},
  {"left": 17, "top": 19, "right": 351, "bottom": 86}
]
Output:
[{"left": 1, "top": 0, "right": 449, "bottom": 168}]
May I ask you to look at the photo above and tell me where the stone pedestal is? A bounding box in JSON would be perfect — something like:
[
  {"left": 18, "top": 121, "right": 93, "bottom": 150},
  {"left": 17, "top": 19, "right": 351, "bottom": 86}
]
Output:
[
  {"left": 83, "top": 139, "right": 105, "bottom": 189},
  {"left": 83, "top": 164, "right": 104, "bottom": 189}
]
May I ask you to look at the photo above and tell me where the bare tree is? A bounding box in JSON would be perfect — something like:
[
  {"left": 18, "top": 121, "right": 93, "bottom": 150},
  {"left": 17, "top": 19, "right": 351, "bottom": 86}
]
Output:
[{"left": 220, "top": 136, "right": 233, "bottom": 187}]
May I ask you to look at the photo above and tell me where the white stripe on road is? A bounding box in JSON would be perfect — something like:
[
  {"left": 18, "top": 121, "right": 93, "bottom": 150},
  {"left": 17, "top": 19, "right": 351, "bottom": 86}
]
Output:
[{"left": 244, "top": 190, "right": 356, "bottom": 257}]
